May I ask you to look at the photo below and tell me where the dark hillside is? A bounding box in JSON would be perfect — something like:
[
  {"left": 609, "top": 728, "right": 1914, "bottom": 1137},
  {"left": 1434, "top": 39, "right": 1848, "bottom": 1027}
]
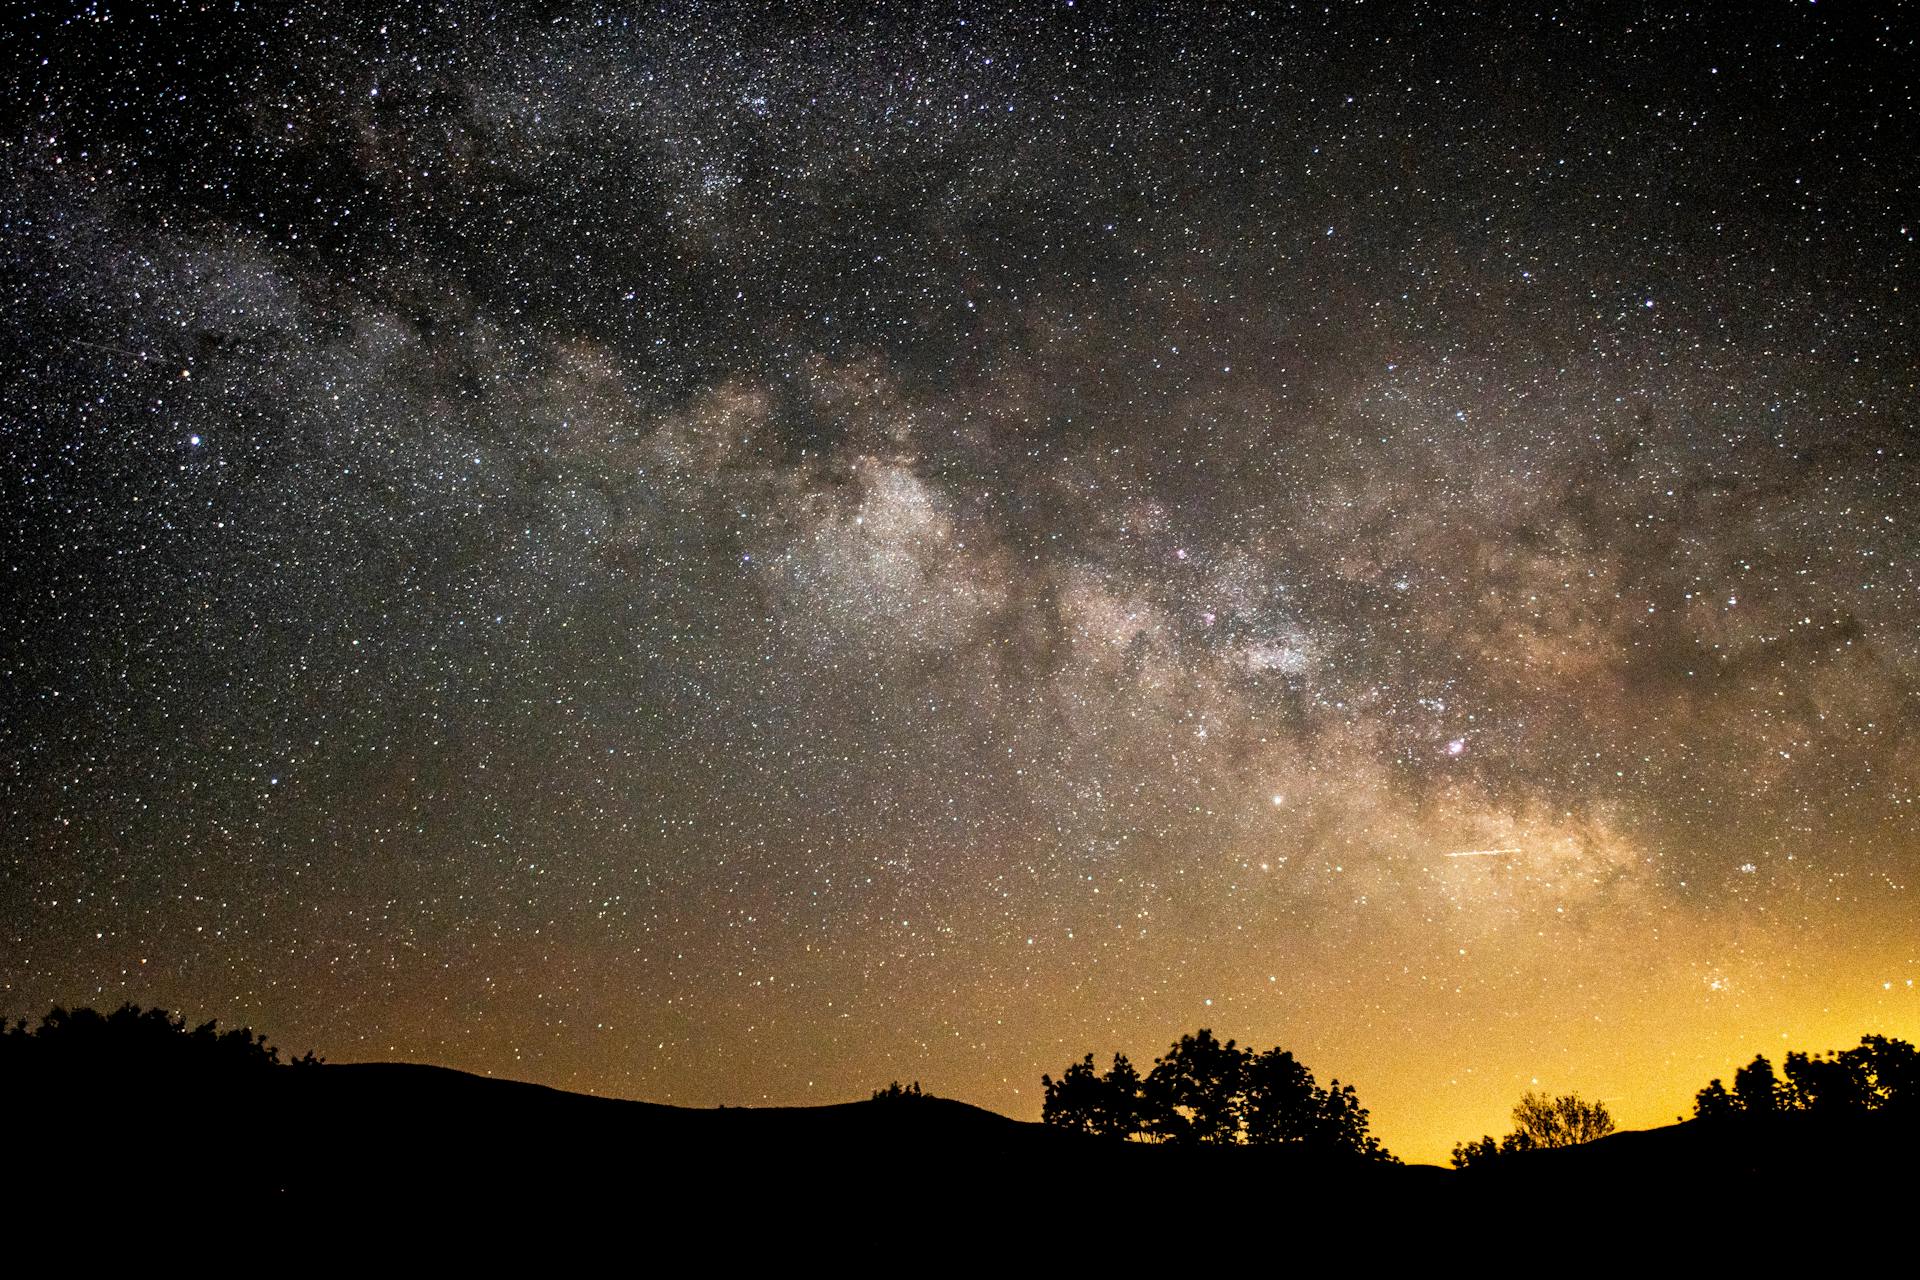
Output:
[
  {"left": 8, "top": 1059, "right": 1444, "bottom": 1213},
  {"left": 1462, "top": 1108, "right": 1916, "bottom": 1196},
  {"left": 4, "top": 1014, "right": 1908, "bottom": 1221}
]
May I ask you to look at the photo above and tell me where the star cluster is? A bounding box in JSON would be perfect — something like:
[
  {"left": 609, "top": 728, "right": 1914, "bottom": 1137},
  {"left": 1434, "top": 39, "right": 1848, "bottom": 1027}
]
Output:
[{"left": 3, "top": 3, "right": 1916, "bottom": 1162}]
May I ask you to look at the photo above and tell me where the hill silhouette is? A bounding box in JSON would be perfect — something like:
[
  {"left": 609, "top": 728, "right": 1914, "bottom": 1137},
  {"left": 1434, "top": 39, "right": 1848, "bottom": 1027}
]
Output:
[
  {"left": 13, "top": 1055, "right": 1913, "bottom": 1216},
  {"left": 8, "top": 1053, "right": 1440, "bottom": 1214},
  {"left": 1455, "top": 1105, "right": 1913, "bottom": 1193},
  {"left": 5, "top": 1008, "right": 1913, "bottom": 1225}
]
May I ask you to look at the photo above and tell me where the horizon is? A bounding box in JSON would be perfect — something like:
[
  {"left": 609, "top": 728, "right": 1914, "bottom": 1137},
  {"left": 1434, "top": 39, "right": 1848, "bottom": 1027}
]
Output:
[
  {"left": 9, "top": 1004, "right": 1910, "bottom": 1167},
  {"left": 304, "top": 1011, "right": 1914, "bottom": 1167},
  {"left": 4, "top": 4, "right": 1916, "bottom": 1176}
]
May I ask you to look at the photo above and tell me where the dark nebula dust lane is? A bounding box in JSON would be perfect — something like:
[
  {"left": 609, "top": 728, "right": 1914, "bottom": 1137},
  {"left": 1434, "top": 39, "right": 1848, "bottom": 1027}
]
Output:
[{"left": 2, "top": 4, "right": 1915, "bottom": 1163}]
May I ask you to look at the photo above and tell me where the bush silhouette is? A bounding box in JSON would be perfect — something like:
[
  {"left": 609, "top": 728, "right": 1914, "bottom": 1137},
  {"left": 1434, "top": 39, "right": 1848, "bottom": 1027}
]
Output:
[
  {"left": 1513, "top": 1091, "right": 1614, "bottom": 1146},
  {"left": 1450, "top": 1132, "right": 1537, "bottom": 1168},
  {"left": 1452, "top": 1091, "right": 1613, "bottom": 1169}
]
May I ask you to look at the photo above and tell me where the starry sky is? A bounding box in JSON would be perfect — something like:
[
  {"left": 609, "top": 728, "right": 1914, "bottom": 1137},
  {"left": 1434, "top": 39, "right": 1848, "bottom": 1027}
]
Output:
[{"left": 3, "top": 3, "right": 1917, "bottom": 1164}]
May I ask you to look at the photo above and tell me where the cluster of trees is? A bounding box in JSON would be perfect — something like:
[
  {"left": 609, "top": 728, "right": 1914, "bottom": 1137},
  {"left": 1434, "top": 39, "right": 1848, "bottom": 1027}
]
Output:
[
  {"left": 1692, "top": 1035, "right": 1917, "bottom": 1119},
  {"left": 871, "top": 1080, "right": 928, "bottom": 1103},
  {"left": 0, "top": 1004, "right": 321, "bottom": 1075},
  {"left": 1451, "top": 1031, "right": 1916, "bottom": 1171},
  {"left": 1451, "top": 1091, "right": 1615, "bottom": 1169},
  {"left": 1040, "top": 1029, "right": 1393, "bottom": 1160}
]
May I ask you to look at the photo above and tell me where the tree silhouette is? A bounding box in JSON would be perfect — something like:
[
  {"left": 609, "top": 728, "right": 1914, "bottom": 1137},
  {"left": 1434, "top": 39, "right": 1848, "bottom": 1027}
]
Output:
[
  {"left": 1041, "top": 1053, "right": 1148, "bottom": 1139},
  {"left": 1693, "top": 1078, "right": 1736, "bottom": 1120},
  {"left": 1096, "top": 1053, "right": 1146, "bottom": 1139},
  {"left": 1242, "top": 1047, "right": 1388, "bottom": 1157},
  {"left": 1143, "top": 1029, "right": 1247, "bottom": 1145},
  {"left": 1243, "top": 1046, "right": 1319, "bottom": 1145},
  {"left": 1856, "top": 1035, "right": 1919, "bottom": 1112},
  {"left": 1783, "top": 1048, "right": 1874, "bottom": 1113},
  {"left": 1040, "top": 1055, "right": 1106, "bottom": 1135},
  {"left": 1313, "top": 1079, "right": 1389, "bottom": 1160},
  {"left": 1733, "top": 1054, "right": 1781, "bottom": 1113},
  {"left": 1452, "top": 1091, "right": 1611, "bottom": 1168}
]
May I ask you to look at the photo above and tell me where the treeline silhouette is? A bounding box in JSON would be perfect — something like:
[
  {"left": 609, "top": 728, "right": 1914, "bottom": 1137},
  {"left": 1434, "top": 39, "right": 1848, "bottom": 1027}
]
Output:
[
  {"left": 1, "top": 1003, "right": 322, "bottom": 1077},
  {"left": 1691, "top": 1034, "right": 1917, "bottom": 1119},
  {"left": 1450, "top": 1031, "right": 1920, "bottom": 1170},
  {"left": 1039, "top": 1028, "right": 1394, "bottom": 1159}
]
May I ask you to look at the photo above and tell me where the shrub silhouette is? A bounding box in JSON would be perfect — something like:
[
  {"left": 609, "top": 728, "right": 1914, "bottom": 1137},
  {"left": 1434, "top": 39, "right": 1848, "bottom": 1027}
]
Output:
[
  {"left": 871, "top": 1080, "right": 927, "bottom": 1102},
  {"left": 1513, "top": 1091, "right": 1614, "bottom": 1146},
  {"left": 1450, "top": 1132, "right": 1536, "bottom": 1168},
  {"left": 1452, "top": 1091, "right": 1613, "bottom": 1169}
]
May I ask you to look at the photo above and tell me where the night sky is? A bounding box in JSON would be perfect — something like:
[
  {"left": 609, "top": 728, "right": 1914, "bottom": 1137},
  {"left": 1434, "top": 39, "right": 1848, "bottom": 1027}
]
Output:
[{"left": 4, "top": 3, "right": 1916, "bottom": 1164}]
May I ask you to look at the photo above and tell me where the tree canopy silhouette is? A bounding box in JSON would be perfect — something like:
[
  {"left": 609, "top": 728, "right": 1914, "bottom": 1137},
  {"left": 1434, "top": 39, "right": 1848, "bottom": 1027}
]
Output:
[{"left": 1042, "top": 1028, "right": 1392, "bottom": 1159}]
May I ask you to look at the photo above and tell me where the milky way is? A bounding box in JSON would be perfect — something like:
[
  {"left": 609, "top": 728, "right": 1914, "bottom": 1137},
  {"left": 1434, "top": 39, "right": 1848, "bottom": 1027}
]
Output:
[{"left": 4, "top": 4, "right": 1916, "bottom": 1161}]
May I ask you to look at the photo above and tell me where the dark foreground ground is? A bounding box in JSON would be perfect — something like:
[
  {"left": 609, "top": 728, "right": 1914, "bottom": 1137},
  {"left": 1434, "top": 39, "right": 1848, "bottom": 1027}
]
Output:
[{"left": 6, "top": 1061, "right": 1912, "bottom": 1229}]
